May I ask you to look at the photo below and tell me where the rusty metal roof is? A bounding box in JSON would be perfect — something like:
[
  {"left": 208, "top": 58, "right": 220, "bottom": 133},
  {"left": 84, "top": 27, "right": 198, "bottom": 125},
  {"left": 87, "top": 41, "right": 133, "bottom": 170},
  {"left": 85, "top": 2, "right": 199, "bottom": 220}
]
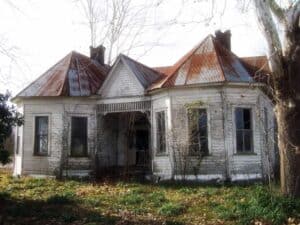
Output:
[
  {"left": 16, "top": 34, "right": 266, "bottom": 99},
  {"left": 120, "top": 54, "right": 165, "bottom": 88},
  {"left": 17, "top": 51, "right": 109, "bottom": 97},
  {"left": 150, "top": 35, "right": 255, "bottom": 90},
  {"left": 240, "top": 56, "right": 271, "bottom": 83}
]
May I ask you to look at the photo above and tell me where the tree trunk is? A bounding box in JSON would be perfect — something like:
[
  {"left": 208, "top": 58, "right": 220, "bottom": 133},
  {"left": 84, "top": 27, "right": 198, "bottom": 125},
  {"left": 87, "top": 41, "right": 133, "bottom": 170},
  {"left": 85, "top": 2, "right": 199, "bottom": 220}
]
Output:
[
  {"left": 254, "top": 0, "right": 300, "bottom": 197},
  {"left": 276, "top": 102, "right": 300, "bottom": 197}
]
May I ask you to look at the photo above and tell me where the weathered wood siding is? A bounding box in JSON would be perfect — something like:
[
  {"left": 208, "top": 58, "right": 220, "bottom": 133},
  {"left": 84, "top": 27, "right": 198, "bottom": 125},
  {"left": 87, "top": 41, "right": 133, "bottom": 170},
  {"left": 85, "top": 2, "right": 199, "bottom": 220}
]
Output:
[
  {"left": 18, "top": 98, "right": 96, "bottom": 176},
  {"left": 151, "top": 92, "right": 173, "bottom": 179},
  {"left": 15, "top": 84, "right": 275, "bottom": 181},
  {"left": 99, "top": 62, "right": 144, "bottom": 98},
  {"left": 155, "top": 85, "right": 275, "bottom": 181},
  {"left": 169, "top": 87, "right": 227, "bottom": 179}
]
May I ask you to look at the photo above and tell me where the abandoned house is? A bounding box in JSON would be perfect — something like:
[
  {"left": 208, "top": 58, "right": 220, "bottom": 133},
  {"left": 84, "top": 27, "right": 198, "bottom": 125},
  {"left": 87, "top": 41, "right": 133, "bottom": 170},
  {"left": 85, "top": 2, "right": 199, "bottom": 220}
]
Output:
[{"left": 12, "top": 30, "right": 277, "bottom": 181}]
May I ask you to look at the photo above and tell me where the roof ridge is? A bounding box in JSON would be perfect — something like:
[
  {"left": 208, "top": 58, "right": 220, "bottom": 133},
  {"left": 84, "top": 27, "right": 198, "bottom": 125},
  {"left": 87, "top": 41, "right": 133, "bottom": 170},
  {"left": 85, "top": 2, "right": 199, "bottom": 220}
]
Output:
[
  {"left": 60, "top": 51, "right": 74, "bottom": 96},
  {"left": 161, "top": 34, "right": 213, "bottom": 88},
  {"left": 214, "top": 38, "right": 254, "bottom": 82},
  {"left": 211, "top": 37, "right": 226, "bottom": 82},
  {"left": 39, "top": 51, "right": 74, "bottom": 96},
  {"left": 120, "top": 54, "right": 166, "bottom": 77}
]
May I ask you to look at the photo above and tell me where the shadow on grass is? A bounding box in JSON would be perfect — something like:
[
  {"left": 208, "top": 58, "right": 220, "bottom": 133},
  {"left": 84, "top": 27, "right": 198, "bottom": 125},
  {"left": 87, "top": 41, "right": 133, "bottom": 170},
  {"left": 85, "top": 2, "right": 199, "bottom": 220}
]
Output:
[{"left": 0, "top": 192, "right": 184, "bottom": 225}]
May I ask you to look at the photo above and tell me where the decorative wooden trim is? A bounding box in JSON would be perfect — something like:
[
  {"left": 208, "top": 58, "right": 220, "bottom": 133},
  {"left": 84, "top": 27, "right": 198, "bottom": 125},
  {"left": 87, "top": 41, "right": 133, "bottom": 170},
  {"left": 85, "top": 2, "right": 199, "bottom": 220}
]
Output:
[{"left": 97, "top": 101, "right": 151, "bottom": 113}]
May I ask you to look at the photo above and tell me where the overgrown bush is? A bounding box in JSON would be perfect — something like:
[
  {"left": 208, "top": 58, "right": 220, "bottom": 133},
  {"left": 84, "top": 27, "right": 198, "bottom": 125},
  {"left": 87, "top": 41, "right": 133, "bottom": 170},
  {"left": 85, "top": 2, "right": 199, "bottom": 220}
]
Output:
[
  {"left": 158, "top": 203, "right": 184, "bottom": 216},
  {"left": 215, "top": 186, "right": 300, "bottom": 225}
]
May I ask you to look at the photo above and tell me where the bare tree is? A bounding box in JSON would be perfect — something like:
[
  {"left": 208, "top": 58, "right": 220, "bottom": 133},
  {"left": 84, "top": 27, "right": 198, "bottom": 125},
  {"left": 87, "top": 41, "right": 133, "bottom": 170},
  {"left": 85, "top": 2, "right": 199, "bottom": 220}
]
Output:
[
  {"left": 252, "top": 0, "right": 300, "bottom": 197},
  {"left": 76, "top": 0, "right": 168, "bottom": 64}
]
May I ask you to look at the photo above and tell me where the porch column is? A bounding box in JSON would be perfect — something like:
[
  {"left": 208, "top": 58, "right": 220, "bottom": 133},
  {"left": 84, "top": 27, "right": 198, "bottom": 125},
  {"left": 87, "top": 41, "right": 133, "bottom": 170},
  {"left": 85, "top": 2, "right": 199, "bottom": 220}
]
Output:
[{"left": 93, "top": 112, "right": 105, "bottom": 177}]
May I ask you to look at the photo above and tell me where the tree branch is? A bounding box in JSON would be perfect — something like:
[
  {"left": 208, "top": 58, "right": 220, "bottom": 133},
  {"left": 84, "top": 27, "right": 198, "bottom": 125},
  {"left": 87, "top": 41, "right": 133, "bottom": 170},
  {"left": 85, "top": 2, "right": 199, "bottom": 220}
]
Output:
[
  {"left": 253, "top": 0, "right": 285, "bottom": 91},
  {"left": 267, "top": 0, "right": 287, "bottom": 24}
]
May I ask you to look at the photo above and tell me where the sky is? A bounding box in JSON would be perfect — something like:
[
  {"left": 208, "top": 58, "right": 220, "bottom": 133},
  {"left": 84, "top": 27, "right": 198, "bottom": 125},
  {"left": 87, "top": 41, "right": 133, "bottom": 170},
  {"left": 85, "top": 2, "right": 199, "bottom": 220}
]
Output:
[{"left": 0, "top": 0, "right": 268, "bottom": 96}]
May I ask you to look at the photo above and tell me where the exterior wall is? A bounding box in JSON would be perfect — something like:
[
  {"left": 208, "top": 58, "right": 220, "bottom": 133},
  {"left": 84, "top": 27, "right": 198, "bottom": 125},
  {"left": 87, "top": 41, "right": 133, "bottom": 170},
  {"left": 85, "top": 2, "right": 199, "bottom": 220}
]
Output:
[
  {"left": 151, "top": 92, "right": 173, "bottom": 179},
  {"left": 15, "top": 98, "right": 97, "bottom": 176},
  {"left": 223, "top": 87, "right": 263, "bottom": 181},
  {"left": 169, "top": 87, "right": 227, "bottom": 180},
  {"left": 151, "top": 85, "right": 275, "bottom": 181},
  {"left": 15, "top": 84, "right": 275, "bottom": 181}
]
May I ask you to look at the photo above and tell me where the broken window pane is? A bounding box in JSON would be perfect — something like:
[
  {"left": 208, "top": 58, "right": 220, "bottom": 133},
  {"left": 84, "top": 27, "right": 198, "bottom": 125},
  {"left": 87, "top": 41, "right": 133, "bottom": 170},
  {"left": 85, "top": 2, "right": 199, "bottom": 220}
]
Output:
[{"left": 71, "top": 117, "right": 88, "bottom": 157}]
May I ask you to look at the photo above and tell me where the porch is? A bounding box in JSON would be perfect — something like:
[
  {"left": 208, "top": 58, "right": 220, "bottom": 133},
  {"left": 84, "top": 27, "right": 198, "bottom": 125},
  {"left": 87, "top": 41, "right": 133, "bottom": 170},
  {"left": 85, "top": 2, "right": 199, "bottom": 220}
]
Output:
[{"left": 95, "top": 101, "right": 152, "bottom": 178}]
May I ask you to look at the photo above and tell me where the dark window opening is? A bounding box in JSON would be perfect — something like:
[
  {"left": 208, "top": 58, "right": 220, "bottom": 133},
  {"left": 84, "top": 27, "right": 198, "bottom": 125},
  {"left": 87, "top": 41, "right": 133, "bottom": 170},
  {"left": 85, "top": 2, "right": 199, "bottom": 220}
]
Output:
[
  {"left": 235, "top": 108, "right": 253, "bottom": 153},
  {"left": 188, "top": 108, "right": 209, "bottom": 156},
  {"left": 156, "top": 111, "right": 166, "bottom": 154},
  {"left": 71, "top": 117, "right": 88, "bottom": 157},
  {"left": 34, "top": 116, "right": 48, "bottom": 156}
]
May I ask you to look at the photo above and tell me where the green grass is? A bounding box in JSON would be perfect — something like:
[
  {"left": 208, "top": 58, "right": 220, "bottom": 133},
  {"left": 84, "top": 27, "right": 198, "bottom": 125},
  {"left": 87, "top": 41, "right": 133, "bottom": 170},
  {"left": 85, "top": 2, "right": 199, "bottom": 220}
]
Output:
[
  {"left": 0, "top": 169, "right": 299, "bottom": 225},
  {"left": 158, "top": 202, "right": 184, "bottom": 216}
]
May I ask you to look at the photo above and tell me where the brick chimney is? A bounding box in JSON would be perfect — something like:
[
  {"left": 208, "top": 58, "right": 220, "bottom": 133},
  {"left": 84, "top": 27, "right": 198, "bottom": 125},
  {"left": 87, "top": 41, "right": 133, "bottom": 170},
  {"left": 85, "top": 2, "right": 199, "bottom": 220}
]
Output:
[
  {"left": 90, "top": 45, "right": 105, "bottom": 65},
  {"left": 215, "top": 30, "right": 231, "bottom": 51}
]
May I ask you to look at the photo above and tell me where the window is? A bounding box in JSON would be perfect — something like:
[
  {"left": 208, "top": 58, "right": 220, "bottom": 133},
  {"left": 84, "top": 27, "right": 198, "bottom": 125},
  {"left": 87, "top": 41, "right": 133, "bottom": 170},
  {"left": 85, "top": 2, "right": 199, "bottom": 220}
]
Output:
[
  {"left": 71, "top": 117, "right": 88, "bottom": 157},
  {"left": 235, "top": 108, "right": 253, "bottom": 153},
  {"left": 34, "top": 116, "right": 49, "bottom": 156},
  {"left": 156, "top": 111, "right": 166, "bottom": 154},
  {"left": 188, "top": 108, "right": 208, "bottom": 156}
]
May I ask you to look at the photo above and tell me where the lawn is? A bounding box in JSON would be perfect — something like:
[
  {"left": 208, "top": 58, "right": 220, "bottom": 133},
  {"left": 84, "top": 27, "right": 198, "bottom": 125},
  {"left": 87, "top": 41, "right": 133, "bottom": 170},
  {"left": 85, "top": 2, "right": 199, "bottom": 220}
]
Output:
[{"left": 0, "top": 169, "right": 299, "bottom": 225}]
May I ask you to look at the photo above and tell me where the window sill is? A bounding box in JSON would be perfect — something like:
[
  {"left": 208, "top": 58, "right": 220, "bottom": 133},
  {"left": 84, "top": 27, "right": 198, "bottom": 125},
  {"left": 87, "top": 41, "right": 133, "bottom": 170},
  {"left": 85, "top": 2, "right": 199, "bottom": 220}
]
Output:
[
  {"left": 33, "top": 154, "right": 49, "bottom": 157},
  {"left": 69, "top": 156, "right": 89, "bottom": 158},
  {"left": 234, "top": 152, "right": 257, "bottom": 156},
  {"left": 156, "top": 153, "right": 168, "bottom": 157},
  {"left": 188, "top": 154, "right": 211, "bottom": 157}
]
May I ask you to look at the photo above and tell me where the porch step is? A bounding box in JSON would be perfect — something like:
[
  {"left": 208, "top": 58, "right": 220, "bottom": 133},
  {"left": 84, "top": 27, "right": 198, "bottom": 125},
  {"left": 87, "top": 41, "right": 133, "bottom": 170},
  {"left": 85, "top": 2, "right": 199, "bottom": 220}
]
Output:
[{"left": 63, "top": 169, "right": 92, "bottom": 177}]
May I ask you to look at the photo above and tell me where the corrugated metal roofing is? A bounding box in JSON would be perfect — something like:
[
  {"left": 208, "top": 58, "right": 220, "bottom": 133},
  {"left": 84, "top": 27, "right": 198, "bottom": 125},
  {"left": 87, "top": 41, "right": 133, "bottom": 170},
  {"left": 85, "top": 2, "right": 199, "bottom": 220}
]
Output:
[
  {"left": 120, "top": 54, "right": 165, "bottom": 88},
  {"left": 150, "top": 35, "right": 255, "bottom": 90},
  {"left": 16, "top": 33, "right": 267, "bottom": 99},
  {"left": 240, "top": 56, "right": 270, "bottom": 84},
  {"left": 17, "top": 51, "right": 109, "bottom": 97}
]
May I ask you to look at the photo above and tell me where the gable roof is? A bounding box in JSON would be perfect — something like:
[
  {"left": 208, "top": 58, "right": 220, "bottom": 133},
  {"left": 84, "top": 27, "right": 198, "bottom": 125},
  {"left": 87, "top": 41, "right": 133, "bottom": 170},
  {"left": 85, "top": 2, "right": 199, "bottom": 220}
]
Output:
[
  {"left": 98, "top": 54, "right": 166, "bottom": 95},
  {"left": 16, "top": 51, "right": 109, "bottom": 97},
  {"left": 120, "top": 54, "right": 165, "bottom": 88},
  {"left": 150, "top": 35, "right": 254, "bottom": 90}
]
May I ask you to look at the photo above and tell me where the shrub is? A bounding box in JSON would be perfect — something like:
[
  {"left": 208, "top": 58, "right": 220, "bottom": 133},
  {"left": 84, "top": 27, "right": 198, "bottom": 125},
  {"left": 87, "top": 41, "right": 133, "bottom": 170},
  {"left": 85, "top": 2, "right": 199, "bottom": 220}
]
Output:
[{"left": 158, "top": 203, "right": 184, "bottom": 216}]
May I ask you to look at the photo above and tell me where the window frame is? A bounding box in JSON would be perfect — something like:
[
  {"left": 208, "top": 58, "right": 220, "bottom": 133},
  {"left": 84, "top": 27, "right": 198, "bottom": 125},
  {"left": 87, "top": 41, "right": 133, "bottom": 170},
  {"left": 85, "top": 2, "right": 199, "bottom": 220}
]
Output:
[
  {"left": 187, "top": 107, "right": 210, "bottom": 157},
  {"left": 234, "top": 107, "right": 254, "bottom": 154},
  {"left": 155, "top": 110, "right": 167, "bottom": 155},
  {"left": 70, "top": 116, "right": 88, "bottom": 158},
  {"left": 33, "top": 116, "right": 50, "bottom": 156}
]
